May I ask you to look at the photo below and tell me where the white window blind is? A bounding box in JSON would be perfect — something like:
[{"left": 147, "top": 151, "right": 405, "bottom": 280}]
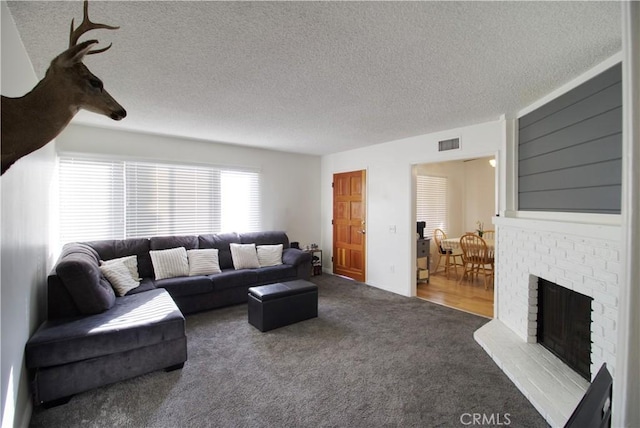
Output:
[
  {"left": 221, "top": 170, "right": 261, "bottom": 233},
  {"left": 58, "top": 156, "right": 261, "bottom": 243},
  {"left": 416, "top": 175, "right": 448, "bottom": 238},
  {"left": 125, "top": 162, "right": 222, "bottom": 238},
  {"left": 59, "top": 158, "right": 125, "bottom": 243}
]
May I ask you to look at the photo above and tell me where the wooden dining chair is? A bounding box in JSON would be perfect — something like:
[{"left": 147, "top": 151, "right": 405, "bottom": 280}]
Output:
[
  {"left": 432, "top": 229, "right": 464, "bottom": 280},
  {"left": 459, "top": 233, "right": 494, "bottom": 289}
]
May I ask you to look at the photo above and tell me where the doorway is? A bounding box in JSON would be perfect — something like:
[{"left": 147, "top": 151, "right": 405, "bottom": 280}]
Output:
[
  {"left": 414, "top": 156, "right": 496, "bottom": 317},
  {"left": 333, "top": 170, "right": 366, "bottom": 282}
]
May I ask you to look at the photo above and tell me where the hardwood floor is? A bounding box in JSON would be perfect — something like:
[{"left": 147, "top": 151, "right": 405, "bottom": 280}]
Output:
[{"left": 417, "top": 269, "right": 494, "bottom": 318}]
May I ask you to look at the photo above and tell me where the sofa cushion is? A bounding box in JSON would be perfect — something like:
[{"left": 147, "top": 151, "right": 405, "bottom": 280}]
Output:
[
  {"left": 56, "top": 245, "right": 116, "bottom": 315},
  {"left": 230, "top": 243, "right": 260, "bottom": 269},
  {"left": 59, "top": 241, "right": 100, "bottom": 262},
  {"left": 102, "top": 255, "right": 141, "bottom": 280},
  {"left": 87, "top": 238, "right": 153, "bottom": 279},
  {"left": 125, "top": 278, "right": 156, "bottom": 295},
  {"left": 209, "top": 269, "right": 258, "bottom": 291},
  {"left": 257, "top": 244, "right": 283, "bottom": 267},
  {"left": 47, "top": 274, "right": 84, "bottom": 319},
  {"left": 150, "top": 247, "right": 189, "bottom": 280},
  {"left": 256, "top": 264, "right": 297, "bottom": 284},
  {"left": 239, "top": 231, "right": 290, "bottom": 248},
  {"left": 100, "top": 256, "right": 141, "bottom": 296},
  {"left": 25, "top": 289, "right": 184, "bottom": 369},
  {"left": 198, "top": 232, "right": 240, "bottom": 270},
  {"left": 187, "top": 248, "right": 221, "bottom": 276},
  {"left": 154, "top": 275, "right": 214, "bottom": 298},
  {"left": 282, "top": 247, "right": 312, "bottom": 266},
  {"left": 150, "top": 235, "right": 198, "bottom": 251}
]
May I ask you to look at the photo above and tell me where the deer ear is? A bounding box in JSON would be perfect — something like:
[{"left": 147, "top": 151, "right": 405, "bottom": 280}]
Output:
[{"left": 54, "top": 40, "right": 99, "bottom": 67}]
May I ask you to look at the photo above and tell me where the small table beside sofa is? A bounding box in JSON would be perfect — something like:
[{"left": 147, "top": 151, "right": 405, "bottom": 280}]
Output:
[{"left": 25, "top": 231, "right": 312, "bottom": 407}]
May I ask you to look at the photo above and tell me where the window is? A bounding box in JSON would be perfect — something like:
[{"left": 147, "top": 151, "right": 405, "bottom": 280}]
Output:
[
  {"left": 124, "top": 162, "right": 222, "bottom": 238},
  {"left": 221, "top": 170, "right": 260, "bottom": 234},
  {"left": 416, "top": 175, "right": 448, "bottom": 238},
  {"left": 58, "top": 157, "right": 261, "bottom": 243},
  {"left": 59, "top": 158, "right": 125, "bottom": 243}
]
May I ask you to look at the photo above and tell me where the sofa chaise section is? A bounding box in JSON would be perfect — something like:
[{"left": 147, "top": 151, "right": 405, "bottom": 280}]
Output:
[{"left": 26, "top": 289, "right": 187, "bottom": 406}]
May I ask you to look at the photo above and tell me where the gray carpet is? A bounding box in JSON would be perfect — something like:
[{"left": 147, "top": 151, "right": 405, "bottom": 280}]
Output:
[{"left": 30, "top": 274, "right": 547, "bottom": 427}]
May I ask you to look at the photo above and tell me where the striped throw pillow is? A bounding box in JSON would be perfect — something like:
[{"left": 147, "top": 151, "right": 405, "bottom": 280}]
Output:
[
  {"left": 100, "top": 256, "right": 141, "bottom": 296},
  {"left": 257, "top": 244, "right": 283, "bottom": 267},
  {"left": 187, "top": 248, "right": 222, "bottom": 276},
  {"left": 230, "top": 243, "right": 260, "bottom": 270},
  {"left": 150, "top": 247, "right": 189, "bottom": 280}
]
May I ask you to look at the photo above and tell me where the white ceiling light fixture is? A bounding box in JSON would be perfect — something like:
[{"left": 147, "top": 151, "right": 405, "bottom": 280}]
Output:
[{"left": 489, "top": 159, "right": 496, "bottom": 168}]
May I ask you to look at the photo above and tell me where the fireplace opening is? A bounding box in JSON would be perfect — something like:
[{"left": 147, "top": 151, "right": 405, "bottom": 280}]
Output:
[{"left": 537, "top": 278, "right": 592, "bottom": 381}]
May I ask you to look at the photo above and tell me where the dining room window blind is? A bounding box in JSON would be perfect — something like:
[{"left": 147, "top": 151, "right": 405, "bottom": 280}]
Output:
[
  {"left": 58, "top": 156, "right": 261, "bottom": 244},
  {"left": 416, "top": 175, "right": 448, "bottom": 238}
]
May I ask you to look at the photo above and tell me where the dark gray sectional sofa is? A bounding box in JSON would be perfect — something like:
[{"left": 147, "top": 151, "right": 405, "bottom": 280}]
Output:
[{"left": 25, "top": 231, "right": 312, "bottom": 406}]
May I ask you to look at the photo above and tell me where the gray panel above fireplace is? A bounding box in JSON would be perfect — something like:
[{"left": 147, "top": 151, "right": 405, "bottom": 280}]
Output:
[{"left": 518, "top": 63, "right": 622, "bottom": 214}]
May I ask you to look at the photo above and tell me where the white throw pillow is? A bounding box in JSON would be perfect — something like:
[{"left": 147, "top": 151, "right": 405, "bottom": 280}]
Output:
[
  {"left": 150, "top": 247, "right": 189, "bottom": 280},
  {"left": 256, "top": 244, "right": 283, "bottom": 267},
  {"left": 230, "top": 243, "right": 260, "bottom": 270},
  {"left": 100, "top": 256, "right": 141, "bottom": 296},
  {"left": 101, "top": 255, "right": 141, "bottom": 280},
  {"left": 187, "top": 248, "right": 222, "bottom": 276}
]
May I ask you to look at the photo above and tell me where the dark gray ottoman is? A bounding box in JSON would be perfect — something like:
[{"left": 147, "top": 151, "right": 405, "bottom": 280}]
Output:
[{"left": 248, "top": 280, "right": 318, "bottom": 332}]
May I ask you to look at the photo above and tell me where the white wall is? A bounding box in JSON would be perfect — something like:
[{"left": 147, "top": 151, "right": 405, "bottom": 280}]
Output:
[
  {"left": 462, "top": 158, "right": 496, "bottom": 233},
  {"left": 615, "top": 3, "right": 640, "bottom": 425},
  {"left": 321, "top": 120, "right": 501, "bottom": 297},
  {"left": 1, "top": 3, "right": 56, "bottom": 426},
  {"left": 56, "top": 124, "right": 322, "bottom": 249}
]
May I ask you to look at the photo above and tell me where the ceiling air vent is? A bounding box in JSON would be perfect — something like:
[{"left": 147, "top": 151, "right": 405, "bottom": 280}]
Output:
[{"left": 438, "top": 138, "right": 460, "bottom": 152}]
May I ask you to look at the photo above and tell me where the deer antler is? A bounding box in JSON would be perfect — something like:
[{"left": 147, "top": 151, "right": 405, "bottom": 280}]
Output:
[
  {"left": 69, "top": 0, "right": 119, "bottom": 55},
  {"left": 1, "top": 0, "right": 126, "bottom": 175}
]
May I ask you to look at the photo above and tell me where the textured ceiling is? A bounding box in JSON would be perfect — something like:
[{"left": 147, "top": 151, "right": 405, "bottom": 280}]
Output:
[{"left": 5, "top": 1, "right": 621, "bottom": 156}]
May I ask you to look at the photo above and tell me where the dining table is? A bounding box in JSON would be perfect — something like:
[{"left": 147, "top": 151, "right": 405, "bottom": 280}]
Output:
[{"left": 441, "top": 236, "right": 495, "bottom": 253}]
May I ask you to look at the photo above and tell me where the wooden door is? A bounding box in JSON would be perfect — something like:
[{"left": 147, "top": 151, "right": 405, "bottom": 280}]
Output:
[{"left": 333, "top": 170, "right": 366, "bottom": 282}]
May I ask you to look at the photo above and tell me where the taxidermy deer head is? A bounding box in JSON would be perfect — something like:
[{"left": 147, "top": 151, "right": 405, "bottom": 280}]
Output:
[{"left": 1, "top": 0, "right": 126, "bottom": 175}]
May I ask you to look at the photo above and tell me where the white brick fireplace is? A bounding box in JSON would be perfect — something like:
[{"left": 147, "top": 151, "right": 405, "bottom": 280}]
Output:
[{"left": 475, "top": 215, "right": 621, "bottom": 427}]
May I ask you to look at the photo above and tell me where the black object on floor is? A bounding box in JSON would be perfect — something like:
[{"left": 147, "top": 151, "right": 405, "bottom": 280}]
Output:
[
  {"left": 564, "top": 363, "right": 612, "bottom": 428},
  {"left": 248, "top": 280, "right": 318, "bottom": 332}
]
